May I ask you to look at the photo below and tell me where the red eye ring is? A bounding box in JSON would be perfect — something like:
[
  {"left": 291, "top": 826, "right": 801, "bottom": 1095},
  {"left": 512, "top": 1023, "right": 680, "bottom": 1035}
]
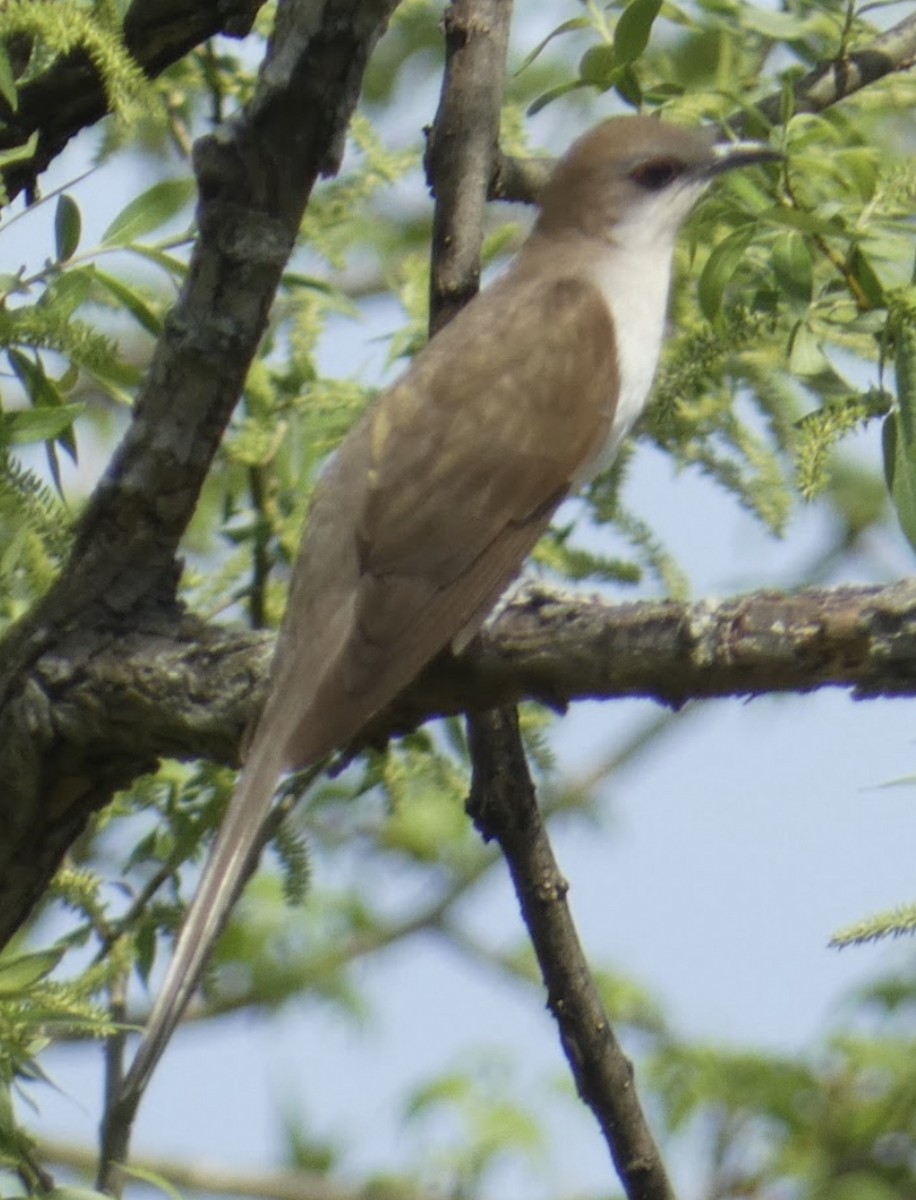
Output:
[{"left": 630, "top": 158, "right": 685, "bottom": 191}]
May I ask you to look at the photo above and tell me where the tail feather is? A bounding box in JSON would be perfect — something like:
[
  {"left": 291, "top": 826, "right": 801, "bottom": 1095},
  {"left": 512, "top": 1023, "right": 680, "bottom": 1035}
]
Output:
[{"left": 120, "top": 734, "right": 286, "bottom": 1103}]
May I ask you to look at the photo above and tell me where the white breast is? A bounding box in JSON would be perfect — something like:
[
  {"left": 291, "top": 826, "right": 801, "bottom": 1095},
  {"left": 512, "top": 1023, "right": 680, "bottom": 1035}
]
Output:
[{"left": 573, "top": 238, "right": 675, "bottom": 487}]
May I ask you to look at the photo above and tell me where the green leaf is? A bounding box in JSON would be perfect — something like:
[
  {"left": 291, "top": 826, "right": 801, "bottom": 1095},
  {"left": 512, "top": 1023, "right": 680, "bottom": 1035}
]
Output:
[
  {"left": 839, "top": 148, "right": 879, "bottom": 202},
  {"left": 42, "top": 267, "right": 94, "bottom": 318},
  {"left": 0, "top": 404, "right": 85, "bottom": 446},
  {"left": 742, "top": 7, "right": 808, "bottom": 38},
  {"left": 127, "top": 242, "right": 191, "bottom": 279},
  {"left": 282, "top": 272, "right": 336, "bottom": 294},
  {"left": 54, "top": 194, "right": 81, "bottom": 263},
  {"left": 849, "top": 245, "right": 885, "bottom": 310},
  {"left": 882, "top": 413, "right": 916, "bottom": 555},
  {"left": 0, "top": 44, "right": 17, "bottom": 112},
  {"left": 613, "top": 0, "right": 663, "bottom": 64},
  {"left": 758, "top": 204, "right": 845, "bottom": 237},
  {"left": 86, "top": 357, "right": 142, "bottom": 405},
  {"left": 120, "top": 1162, "right": 185, "bottom": 1200},
  {"left": 134, "top": 919, "right": 157, "bottom": 985},
  {"left": 101, "top": 178, "right": 195, "bottom": 246},
  {"left": 772, "top": 231, "right": 812, "bottom": 306},
  {"left": 515, "top": 17, "right": 591, "bottom": 75},
  {"left": 579, "top": 43, "right": 617, "bottom": 87},
  {"left": 7, "top": 347, "right": 81, "bottom": 462},
  {"left": 0, "top": 271, "right": 24, "bottom": 298},
  {"left": 0, "top": 947, "right": 64, "bottom": 995},
  {"left": 697, "top": 227, "right": 755, "bottom": 320},
  {"left": 614, "top": 62, "right": 642, "bottom": 108},
  {"left": 526, "top": 79, "right": 588, "bottom": 116},
  {"left": 788, "top": 321, "right": 829, "bottom": 376},
  {"left": 93, "top": 268, "right": 162, "bottom": 335},
  {"left": 8, "top": 348, "right": 58, "bottom": 408},
  {"left": 0, "top": 129, "right": 37, "bottom": 168},
  {"left": 885, "top": 307, "right": 916, "bottom": 555},
  {"left": 895, "top": 307, "right": 916, "bottom": 431},
  {"left": 126, "top": 243, "right": 190, "bottom": 280}
]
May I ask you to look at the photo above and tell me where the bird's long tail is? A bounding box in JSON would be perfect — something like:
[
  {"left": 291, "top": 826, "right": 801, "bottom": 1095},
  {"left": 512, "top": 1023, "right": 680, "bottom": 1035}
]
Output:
[{"left": 119, "top": 733, "right": 287, "bottom": 1105}]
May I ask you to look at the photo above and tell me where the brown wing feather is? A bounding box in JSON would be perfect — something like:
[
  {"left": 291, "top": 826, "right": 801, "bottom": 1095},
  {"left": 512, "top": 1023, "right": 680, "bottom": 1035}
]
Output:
[
  {"left": 278, "top": 270, "right": 618, "bottom": 768},
  {"left": 121, "top": 269, "right": 620, "bottom": 1099}
]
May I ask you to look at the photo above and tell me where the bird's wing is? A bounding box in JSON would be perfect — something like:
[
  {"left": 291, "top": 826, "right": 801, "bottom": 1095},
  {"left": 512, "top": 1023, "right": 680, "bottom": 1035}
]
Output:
[
  {"left": 120, "top": 272, "right": 618, "bottom": 1106},
  {"left": 282, "top": 271, "right": 619, "bottom": 765}
]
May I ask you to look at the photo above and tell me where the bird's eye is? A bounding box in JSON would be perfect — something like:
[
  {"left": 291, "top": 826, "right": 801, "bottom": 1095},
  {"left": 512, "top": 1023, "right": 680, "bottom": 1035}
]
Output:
[{"left": 630, "top": 158, "right": 685, "bottom": 191}]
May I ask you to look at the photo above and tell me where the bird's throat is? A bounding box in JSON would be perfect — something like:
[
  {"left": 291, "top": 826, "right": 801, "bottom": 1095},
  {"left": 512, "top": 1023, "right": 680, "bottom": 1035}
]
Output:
[{"left": 572, "top": 238, "right": 675, "bottom": 486}]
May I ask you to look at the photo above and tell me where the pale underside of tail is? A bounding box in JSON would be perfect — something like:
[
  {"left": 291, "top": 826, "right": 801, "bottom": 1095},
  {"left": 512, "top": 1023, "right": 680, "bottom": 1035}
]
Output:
[
  {"left": 119, "top": 258, "right": 618, "bottom": 1107},
  {"left": 120, "top": 728, "right": 289, "bottom": 1103}
]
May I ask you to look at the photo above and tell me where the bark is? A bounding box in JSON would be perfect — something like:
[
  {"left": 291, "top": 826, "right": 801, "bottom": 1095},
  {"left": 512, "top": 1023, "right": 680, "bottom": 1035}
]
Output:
[
  {"left": 1, "top": 0, "right": 267, "bottom": 202},
  {"left": 3, "top": 575, "right": 915, "bottom": 947},
  {"left": 0, "top": 0, "right": 402, "bottom": 946}
]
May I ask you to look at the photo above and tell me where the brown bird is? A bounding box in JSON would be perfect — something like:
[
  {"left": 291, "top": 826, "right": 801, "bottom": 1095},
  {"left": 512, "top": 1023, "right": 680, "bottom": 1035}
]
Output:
[{"left": 122, "top": 115, "right": 778, "bottom": 1101}]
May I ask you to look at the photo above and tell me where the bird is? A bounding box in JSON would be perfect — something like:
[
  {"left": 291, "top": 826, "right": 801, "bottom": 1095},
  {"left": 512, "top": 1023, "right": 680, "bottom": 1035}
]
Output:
[{"left": 121, "top": 114, "right": 778, "bottom": 1103}]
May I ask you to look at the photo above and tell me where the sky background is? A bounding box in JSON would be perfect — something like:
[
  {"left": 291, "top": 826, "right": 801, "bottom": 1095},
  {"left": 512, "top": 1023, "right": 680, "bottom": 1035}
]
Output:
[{"left": 7, "top": 7, "right": 916, "bottom": 1198}]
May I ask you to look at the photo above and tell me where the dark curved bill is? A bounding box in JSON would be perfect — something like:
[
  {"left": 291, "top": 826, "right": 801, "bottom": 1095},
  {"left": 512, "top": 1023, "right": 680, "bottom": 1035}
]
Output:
[{"left": 706, "top": 139, "right": 783, "bottom": 175}]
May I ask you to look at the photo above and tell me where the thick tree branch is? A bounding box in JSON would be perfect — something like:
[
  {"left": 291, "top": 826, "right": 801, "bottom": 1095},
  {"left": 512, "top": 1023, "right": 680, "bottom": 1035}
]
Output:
[
  {"left": 358, "top": 577, "right": 916, "bottom": 750},
  {"left": 8, "top": 577, "right": 916, "bottom": 816},
  {"left": 0, "top": 0, "right": 401, "bottom": 949},
  {"left": 1, "top": 0, "right": 266, "bottom": 202}
]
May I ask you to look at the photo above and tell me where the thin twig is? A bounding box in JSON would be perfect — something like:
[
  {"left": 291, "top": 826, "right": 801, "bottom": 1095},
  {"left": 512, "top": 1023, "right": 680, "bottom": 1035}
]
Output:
[
  {"left": 247, "top": 464, "right": 271, "bottom": 630},
  {"left": 44, "top": 1137, "right": 440, "bottom": 1200},
  {"left": 93, "top": 859, "right": 177, "bottom": 964},
  {"left": 97, "top": 974, "right": 130, "bottom": 1193},
  {"left": 490, "top": 9, "right": 916, "bottom": 206},
  {"left": 466, "top": 708, "right": 678, "bottom": 1200}
]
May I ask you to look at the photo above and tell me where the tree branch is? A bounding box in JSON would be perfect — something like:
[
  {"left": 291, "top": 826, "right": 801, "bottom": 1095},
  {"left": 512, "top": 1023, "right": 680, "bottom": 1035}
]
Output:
[
  {"left": 40, "top": 1138, "right": 438, "bottom": 1200},
  {"left": 7, "top": 573, "right": 916, "bottom": 780},
  {"left": 755, "top": 8, "right": 916, "bottom": 123},
  {"left": 4, "top": 573, "right": 916, "bottom": 949},
  {"left": 357, "top": 577, "right": 916, "bottom": 749},
  {"left": 424, "top": 0, "right": 512, "bottom": 332},
  {"left": 426, "top": 6, "right": 677, "bottom": 1193},
  {"left": 489, "top": 9, "right": 916, "bottom": 205},
  {"left": 466, "top": 707, "right": 677, "bottom": 1200},
  {"left": 0, "top": 0, "right": 401, "bottom": 949},
  {"left": 1, "top": 0, "right": 267, "bottom": 202}
]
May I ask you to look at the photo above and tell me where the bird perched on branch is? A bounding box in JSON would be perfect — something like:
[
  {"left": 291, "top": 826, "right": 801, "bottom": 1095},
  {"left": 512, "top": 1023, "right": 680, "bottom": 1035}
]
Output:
[{"left": 122, "top": 114, "right": 778, "bottom": 1104}]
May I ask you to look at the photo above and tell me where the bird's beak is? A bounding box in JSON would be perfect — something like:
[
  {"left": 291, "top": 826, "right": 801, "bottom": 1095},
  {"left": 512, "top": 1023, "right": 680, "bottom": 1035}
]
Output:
[{"left": 705, "top": 138, "right": 783, "bottom": 176}]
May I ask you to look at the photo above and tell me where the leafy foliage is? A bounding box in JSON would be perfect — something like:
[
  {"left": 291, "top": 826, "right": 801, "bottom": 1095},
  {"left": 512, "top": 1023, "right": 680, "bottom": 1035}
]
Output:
[
  {"left": 832, "top": 901, "right": 916, "bottom": 948},
  {"left": 0, "top": 0, "right": 155, "bottom": 185},
  {"left": 650, "top": 966, "right": 916, "bottom": 1199},
  {"left": 0, "top": 0, "right": 914, "bottom": 1196},
  {"left": 0, "top": 940, "right": 118, "bottom": 1191},
  {"left": 0, "top": 453, "right": 69, "bottom": 620},
  {"left": 881, "top": 290, "right": 916, "bottom": 552}
]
